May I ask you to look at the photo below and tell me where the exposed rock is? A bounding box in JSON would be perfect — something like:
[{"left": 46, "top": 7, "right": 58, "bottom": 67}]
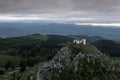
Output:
[{"left": 36, "top": 44, "right": 120, "bottom": 80}]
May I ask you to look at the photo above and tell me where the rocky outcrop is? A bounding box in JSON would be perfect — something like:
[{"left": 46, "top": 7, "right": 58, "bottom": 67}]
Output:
[{"left": 36, "top": 44, "right": 120, "bottom": 80}]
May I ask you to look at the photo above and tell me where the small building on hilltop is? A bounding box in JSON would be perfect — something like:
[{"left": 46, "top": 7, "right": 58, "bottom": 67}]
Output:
[{"left": 73, "top": 37, "right": 86, "bottom": 45}]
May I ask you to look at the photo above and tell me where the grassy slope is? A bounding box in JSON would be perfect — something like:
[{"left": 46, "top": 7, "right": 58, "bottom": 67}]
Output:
[{"left": 0, "top": 54, "right": 21, "bottom": 67}]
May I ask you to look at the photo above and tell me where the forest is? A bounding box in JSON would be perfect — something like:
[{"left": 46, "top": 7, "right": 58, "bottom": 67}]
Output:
[{"left": 0, "top": 34, "right": 120, "bottom": 79}]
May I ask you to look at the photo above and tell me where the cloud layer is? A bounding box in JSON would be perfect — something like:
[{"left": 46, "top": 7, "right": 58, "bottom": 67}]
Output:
[{"left": 0, "top": 0, "right": 120, "bottom": 22}]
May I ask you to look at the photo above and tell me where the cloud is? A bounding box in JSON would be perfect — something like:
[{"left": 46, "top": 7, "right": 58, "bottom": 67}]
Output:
[
  {"left": 0, "top": 0, "right": 119, "bottom": 13},
  {"left": 0, "top": 0, "right": 120, "bottom": 22},
  {"left": 75, "top": 23, "right": 120, "bottom": 27}
]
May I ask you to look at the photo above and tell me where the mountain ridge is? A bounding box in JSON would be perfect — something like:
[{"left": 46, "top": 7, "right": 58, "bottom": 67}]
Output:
[
  {"left": 0, "top": 22, "right": 120, "bottom": 40},
  {"left": 23, "top": 44, "right": 120, "bottom": 80}
]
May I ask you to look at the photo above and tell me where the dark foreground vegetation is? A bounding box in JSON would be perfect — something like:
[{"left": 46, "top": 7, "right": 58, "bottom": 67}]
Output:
[
  {"left": 0, "top": 34, "right": 73, "bottom": 70},
  {"left": 92, "top": 39, "right": 120, "bottom": 57},
  {"left": 0, "top": 34, "right": 120, "bottom": 80}
]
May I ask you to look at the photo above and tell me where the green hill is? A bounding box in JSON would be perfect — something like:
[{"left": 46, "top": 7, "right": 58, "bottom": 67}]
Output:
[
  {"left": 0, "top": 34, "right": 74, "bottom": 79},
  {"left": 0, "top": 34, "right": 120, "bottom": 80},
  {"left": 17, "top": 44, "right": 120, "bottom": 80},
  {"left": 93, "top": 40, "right": 120, "bottom": 57}
]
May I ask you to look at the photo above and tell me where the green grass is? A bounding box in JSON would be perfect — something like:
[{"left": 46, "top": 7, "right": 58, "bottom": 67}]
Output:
[
  {"left": 0, "top": 54, "right": 21, "bottom": 67},
  {"left": 80, "top": 44, "right": 100, "bottom": 53},
  {"left": 68, "top": 43, "right": 100, "bottom": 54}
]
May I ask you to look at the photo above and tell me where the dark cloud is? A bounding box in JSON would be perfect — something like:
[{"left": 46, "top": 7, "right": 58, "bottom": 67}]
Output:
[
  {"left": 0, "top": 0, "right": 120, "bottom": 22},
  {"left": 0, "top": 0, "right": 119, "bottom": 13}
]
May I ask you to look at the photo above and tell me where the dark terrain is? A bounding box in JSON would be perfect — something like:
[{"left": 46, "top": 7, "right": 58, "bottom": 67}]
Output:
[{"left": 0, "top": 34, "right": 120, "bottom": 80}]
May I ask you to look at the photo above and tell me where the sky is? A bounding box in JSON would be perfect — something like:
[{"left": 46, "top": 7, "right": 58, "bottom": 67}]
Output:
[{"left": 0, "top": 0, "right": 120, "bottom": 26}]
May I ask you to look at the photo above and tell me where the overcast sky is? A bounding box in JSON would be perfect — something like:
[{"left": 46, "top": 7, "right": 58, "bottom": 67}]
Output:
[{"left": 0, "top": 0, "right": 120, "bottom": 24}]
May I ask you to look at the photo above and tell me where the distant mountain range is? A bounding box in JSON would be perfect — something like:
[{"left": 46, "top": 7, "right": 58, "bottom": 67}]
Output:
[
  {"left": 0, "top": 28, "right": 30, "bottom": 38},
  {"left": 0, "top": 22, "right": 120, "bottom": 40}
]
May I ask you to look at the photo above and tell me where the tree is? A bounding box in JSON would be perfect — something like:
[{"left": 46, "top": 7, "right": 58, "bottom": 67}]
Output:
[{"left": 4, "top": 61, "right": 13, "bottom": 70}]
